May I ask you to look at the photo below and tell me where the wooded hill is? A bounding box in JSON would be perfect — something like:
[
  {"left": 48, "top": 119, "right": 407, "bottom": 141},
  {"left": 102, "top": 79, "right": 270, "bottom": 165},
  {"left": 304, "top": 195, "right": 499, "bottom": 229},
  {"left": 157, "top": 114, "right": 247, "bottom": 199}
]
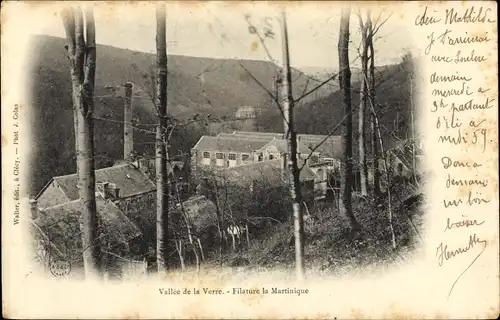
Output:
[
  {"left": 28, "top": 35, "right": 331, "bottom": 196},
  {"left": 258, "top": 58, "right": 415, "bottom": 153},
  {"left": 28, "top": 35, "right": 414, "bottom": 196}
]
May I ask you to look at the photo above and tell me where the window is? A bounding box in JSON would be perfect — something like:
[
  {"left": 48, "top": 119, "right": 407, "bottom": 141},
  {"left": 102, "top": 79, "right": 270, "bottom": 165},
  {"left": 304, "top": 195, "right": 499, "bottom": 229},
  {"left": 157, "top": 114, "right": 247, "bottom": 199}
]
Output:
[
  {"left": 228, "top": 153, "right": 237, "bottom": 167},
  {"left": 324, "top": 158, "right": 335, "bottom": 167},
  {"left": 242, "top": 154, "right": 250, "bottom": 161},
  {"left": 202, "top": 151, "right": 211, "bottom": 165},
  {"left": 215, "top": 153, "right": 224, "bottom": 167},
  {"left": 269, "top": 154, "right": 274, "bottom": 160}
]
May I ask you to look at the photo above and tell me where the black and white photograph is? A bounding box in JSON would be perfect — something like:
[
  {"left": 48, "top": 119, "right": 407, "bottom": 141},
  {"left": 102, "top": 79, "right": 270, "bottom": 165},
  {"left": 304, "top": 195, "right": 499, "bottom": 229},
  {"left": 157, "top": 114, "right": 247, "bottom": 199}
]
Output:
[{"left": 2, "top": 1, "right": 498, "bottom": 319}]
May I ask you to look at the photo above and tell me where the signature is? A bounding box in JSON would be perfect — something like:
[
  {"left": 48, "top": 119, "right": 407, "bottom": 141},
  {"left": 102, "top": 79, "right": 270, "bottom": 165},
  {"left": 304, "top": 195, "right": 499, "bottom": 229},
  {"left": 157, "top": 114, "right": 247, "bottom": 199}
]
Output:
[{"left": 435, "top": 233, "right": 487, "bottom": 298}]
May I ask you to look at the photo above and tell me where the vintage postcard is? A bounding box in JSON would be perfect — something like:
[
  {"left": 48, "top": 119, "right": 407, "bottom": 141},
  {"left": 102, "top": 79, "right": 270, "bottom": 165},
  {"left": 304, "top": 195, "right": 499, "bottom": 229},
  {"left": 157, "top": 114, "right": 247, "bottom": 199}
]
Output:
[{"left": 1, "top": 1, "right": 498, "bottom": 319}]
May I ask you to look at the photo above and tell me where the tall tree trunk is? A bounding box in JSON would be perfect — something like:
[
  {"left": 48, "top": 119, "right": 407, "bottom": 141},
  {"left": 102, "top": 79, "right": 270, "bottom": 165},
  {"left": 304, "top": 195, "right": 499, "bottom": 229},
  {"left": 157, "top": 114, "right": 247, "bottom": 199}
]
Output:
[
  {"left": 409, "top": 74, "right": 418, "bottom": 185},
  {"left": 371, "top": 109, "right": 397, "bottom": 249},
  {"left": 357, "top": 12, "right": 369, "bottom": 196},
  {"left": 155, "top": 3, "right": 169, "bottom": 271},
  {"left": 62, "top": 7, "right": 80, "bottom": 185},
  {"left": 281, "top": 10, "right": 305, "bottom": 280},
  {"left": 338, "top": 7, "right": 361, "bottom": 231},
  {"left": 211, "top": 179, "right": 224, "bottom": 270},
  {"left": 367, "top": 12, "right": 381, "bottom": 198},
  {"left": 61, "top": 6, "right": 101, "bottom": 279},
  {"left": 172, "top": 170, "right": 202, "bottom": 273}
]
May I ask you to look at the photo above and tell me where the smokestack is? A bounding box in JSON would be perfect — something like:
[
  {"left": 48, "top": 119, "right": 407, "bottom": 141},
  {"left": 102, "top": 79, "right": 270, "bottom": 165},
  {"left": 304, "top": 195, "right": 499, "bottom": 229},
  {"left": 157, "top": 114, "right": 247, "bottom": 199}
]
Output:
[{"left": 124, "top": 82, "right": 134, "bottom": 161}]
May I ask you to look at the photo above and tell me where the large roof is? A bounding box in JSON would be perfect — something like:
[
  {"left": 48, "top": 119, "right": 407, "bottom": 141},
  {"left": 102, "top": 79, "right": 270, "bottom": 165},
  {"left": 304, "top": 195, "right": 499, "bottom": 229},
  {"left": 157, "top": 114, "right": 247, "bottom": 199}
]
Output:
[
  {"left": 49, "top": 164, "right": 156, "bottom": 201},
  {"left": 194, "top": 131, "right": 342, "bottom": 158},
  {"left": 258, "top": 138, "right": 313, "bottom": 154},
  {"left": 227, "top": 131, "right": 284, "bottom": 139},
  {"left": 297, "top": 134, "right": 343, "bottom": 158},
  {"left": 192, "top": 135, "right": 269, "bottom": 153},
  {"left": 222, "top": 159, "right": 317, "bottom": 186},
  {"left": 32, "top": 198, "right": 142, "bottom": 260},
  {"left": 114, "top": 159, "right": 186, "bottom": 178},
  {"left": 177, "top": 195, "right": 218, "bottom": 230},
  {"left": 230, "top": 131, "right": 342, "bottom": 158},
  {"left": 217, "top": 132, "right": 282, "bottom": 141}
]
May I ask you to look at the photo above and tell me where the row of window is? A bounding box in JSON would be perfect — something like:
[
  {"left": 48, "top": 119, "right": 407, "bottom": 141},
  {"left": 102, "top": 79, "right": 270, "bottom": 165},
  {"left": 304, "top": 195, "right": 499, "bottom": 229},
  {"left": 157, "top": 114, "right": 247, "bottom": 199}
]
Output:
[
  {"left": 202, "top": 151, "right": 250, "bottom": 161},
  {"left": 202, "top": 151, "right": 339, "bottom": 165}
]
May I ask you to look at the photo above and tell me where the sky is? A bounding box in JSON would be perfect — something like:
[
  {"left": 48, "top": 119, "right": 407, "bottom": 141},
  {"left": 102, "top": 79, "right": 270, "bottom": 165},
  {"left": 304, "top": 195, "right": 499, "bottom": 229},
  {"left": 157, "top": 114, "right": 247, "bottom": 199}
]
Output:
[{"left": 34, "top": 2, "right": 417, "bottom": 70}]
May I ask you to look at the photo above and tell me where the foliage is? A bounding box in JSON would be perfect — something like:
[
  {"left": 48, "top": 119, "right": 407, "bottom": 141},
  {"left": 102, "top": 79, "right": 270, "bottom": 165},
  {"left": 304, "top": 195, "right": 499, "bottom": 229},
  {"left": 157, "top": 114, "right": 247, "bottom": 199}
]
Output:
[
  {"left": 29, "top": 35, "right": 331, "bottom": 197},
  {"left": 222, "top": 180, "right": 424, "bottom": 272},
  {"left": 31, "top": 209, "right": 136, "bottom": 278},
  {"left": 255, "top": 59, "right": 414, "bottom": 151}
]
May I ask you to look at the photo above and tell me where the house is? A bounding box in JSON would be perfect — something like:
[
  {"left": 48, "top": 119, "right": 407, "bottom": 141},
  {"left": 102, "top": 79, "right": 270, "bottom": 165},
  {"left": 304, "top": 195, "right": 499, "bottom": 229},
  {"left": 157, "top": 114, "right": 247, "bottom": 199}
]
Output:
[
  {"left": 177, "top": 195, "right": 219, "bottom": 238},
  {"left": 118, "top": 157, "right": 189, "bottom": 193},
  {"left": 191, "top": 131, "right": 342, "bottom": 172},
  {"left": 191, "top": 130, "right": 344, "bottom": 200},
  {"left": 254, "top": 137, "right": 318, "bottom": 162},
  {"left": 308, "top": 160, "right": 341, "bottom": 200},
  {"left": 229, "top": 131, "right": 343, "bottom": 163},
  {"left": 190, "top": 135, "right": 270, "bottom": 172},
  {"left": 35, "top": 163, "right": 157, "bottom": 210},
  {"left": 32, "top": 83, "right": 160, "bottom": 270},
  {"left": 34, "top": 163, "right": 158, "bottom": 257},
  {"left": 30, "top": 197, "right": 142, "bottom": 278},
  {"left": 231, "top": 106, "right": 261, "bottom": 132},
  {"left": 171, "top": 195, "right": 220, "bottom": 260},
  {"left": 235, "top": 106, "right": 261, "bottom": 119}
]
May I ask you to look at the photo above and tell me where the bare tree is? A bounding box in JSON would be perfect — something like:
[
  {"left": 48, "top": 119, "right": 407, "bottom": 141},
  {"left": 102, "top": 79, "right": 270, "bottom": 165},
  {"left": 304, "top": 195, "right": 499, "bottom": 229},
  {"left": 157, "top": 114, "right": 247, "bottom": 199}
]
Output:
[
  {"left": 155, "top": 3, "right": 169, "bottom": 271},
  {"left": 367, "top": 11, "right": 393, "bottom": 199},
  {"left": 368, "top": 13, "right": 381, "bottom": 198},
  {"left": 61, "top": 5, "right": 102, "bottom": 279},
  {"left": 407, "top": 53, "right": 418, "bottom": 185},
  {"left": 280, "top": 10, "right": 305, "bottom": 280},
  {"left": 357, "top": 10, "right": 370, "bottom": 196},
  {"left": 368, "top": 102, "right": 397, "bottom": 249},
  {"left": 338, "top": 7, "right": 361, "bottom": 231}
]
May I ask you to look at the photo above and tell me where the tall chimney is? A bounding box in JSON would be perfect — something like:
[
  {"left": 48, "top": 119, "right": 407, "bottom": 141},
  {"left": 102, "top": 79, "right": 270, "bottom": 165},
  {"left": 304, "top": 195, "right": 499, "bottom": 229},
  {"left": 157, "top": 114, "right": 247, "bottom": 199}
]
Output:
[{"left": 124, "top": 82, "right": 134, "bottom": 161}]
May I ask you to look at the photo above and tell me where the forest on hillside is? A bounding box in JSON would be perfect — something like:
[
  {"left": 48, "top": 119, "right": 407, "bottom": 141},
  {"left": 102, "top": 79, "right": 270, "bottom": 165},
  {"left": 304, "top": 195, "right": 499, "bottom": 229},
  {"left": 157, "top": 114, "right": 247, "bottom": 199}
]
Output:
[
  {"left": 28, "top": 35, "right": 332, "bottom": 195},
  {"left": 28, "top": 4, "right": 428, "bottom": 289},
  {"left": 29, "top": 36, "right": 414, "bottom": 197},
  {"left": 258, "top": 57, "right": 415, "bottom": 148}
]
